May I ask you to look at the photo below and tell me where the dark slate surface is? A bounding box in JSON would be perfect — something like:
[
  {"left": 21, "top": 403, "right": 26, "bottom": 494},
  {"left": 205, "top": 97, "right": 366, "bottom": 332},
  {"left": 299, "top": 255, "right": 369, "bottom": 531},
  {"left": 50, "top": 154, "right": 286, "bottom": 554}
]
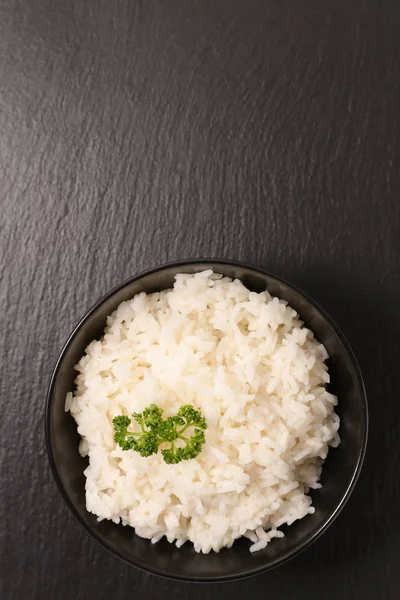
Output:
[{"left": 1, "top": 0, "right": 400, "bottom": 598}]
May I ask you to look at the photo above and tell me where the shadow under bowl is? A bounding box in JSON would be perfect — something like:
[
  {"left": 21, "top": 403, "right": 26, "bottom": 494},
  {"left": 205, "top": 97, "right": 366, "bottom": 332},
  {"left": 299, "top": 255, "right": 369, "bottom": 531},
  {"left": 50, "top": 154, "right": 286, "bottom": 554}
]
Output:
[{"left": 45, "top": 259, "right": 368, "bottom": 581}]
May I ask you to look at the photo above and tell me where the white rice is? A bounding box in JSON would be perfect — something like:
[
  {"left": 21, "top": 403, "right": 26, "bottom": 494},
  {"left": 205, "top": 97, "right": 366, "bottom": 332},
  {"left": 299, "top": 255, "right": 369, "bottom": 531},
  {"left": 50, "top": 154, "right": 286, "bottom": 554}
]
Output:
[{"left": 66, "top": 270, "right": 340, "bottom": 554}]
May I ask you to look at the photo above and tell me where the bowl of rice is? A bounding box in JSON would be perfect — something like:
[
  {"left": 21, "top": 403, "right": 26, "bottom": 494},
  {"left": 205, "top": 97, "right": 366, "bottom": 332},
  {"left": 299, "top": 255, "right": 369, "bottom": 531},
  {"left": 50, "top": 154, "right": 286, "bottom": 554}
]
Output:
[{"left": 46, "top": 259, "right": 368, "bottom": 581}]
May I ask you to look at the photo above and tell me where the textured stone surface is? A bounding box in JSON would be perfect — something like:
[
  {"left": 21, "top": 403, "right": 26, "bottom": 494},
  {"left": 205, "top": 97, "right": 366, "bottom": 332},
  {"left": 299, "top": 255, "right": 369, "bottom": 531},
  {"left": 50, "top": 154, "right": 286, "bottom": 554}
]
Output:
[{"left": 1, "top": 0, "right": 400, "bottom": 598}]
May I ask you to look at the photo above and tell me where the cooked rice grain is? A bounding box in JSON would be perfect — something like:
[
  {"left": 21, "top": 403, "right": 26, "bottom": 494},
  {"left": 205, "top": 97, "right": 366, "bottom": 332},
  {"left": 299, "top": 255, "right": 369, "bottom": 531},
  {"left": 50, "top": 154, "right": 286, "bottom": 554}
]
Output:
[{"left": 66, "top": 271, "right": 340, "bottom": 553}]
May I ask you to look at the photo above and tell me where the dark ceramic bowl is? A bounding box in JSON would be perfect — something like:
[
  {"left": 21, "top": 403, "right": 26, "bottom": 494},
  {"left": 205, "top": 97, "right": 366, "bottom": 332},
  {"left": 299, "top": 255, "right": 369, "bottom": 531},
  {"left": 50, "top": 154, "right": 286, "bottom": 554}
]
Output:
[{"left": 46, "top": 259, "right": 368, "bottom": 581}]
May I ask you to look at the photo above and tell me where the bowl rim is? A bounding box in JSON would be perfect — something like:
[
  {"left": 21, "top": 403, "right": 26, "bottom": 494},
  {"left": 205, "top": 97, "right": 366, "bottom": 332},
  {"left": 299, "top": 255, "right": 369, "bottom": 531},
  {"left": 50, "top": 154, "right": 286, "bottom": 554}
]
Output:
[{"left": 45, "top": 258, "right": 368, "bottom": 582}]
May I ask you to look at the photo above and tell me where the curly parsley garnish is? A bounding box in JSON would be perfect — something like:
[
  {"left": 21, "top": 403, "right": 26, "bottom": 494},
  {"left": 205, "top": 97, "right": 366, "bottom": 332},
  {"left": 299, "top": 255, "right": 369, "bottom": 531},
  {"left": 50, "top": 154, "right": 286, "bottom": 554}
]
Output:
[{"left": 112, "top": 404, "right": 207, "bottom": 464}]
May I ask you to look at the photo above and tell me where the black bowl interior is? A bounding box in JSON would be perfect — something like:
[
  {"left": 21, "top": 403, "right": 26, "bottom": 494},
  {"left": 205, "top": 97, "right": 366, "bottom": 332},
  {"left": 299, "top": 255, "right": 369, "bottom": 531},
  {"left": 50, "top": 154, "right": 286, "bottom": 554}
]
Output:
[{"left": 46, "top": 260, "right": 367, "bottom": 581}]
